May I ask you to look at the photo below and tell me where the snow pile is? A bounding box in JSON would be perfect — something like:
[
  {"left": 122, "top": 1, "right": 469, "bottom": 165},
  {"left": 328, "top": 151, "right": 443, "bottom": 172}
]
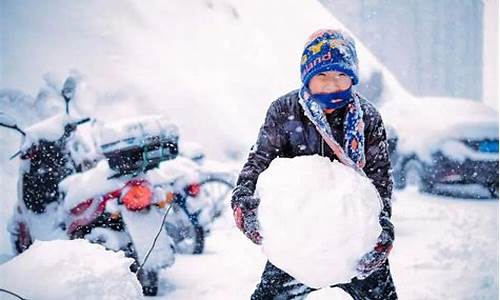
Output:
[
  {"left": 97, "top": 115, "right": 179, "bottom": 154},
  {"left": 59, "top": 160, "right": 123, "bottom": 211},
  {"left": 0, "top": 239, "right": 143, "bottom": 300},
  {"left": 59, "top": 156, "right": 200, "bottom": 211},
  {"left": 306, "top": 287, "right": 353, "bottom": 300},
  {"left": 153, "top": 156, "right": 201, "bottom": 187},
  {"left": 20, "top": 113, "right": 69, "bottom": 147},
  {"left": 257, "top": 155, "right": 382, "bottom": 288}
]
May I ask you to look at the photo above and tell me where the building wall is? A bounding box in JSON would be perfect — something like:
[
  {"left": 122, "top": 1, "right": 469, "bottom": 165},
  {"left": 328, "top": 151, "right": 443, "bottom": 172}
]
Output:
[
  {"left": 321, "top": 0, "right": 484, "bottom": 101},
  {"left": 483, "top": 0, "right": 499, "bottom": 109}
]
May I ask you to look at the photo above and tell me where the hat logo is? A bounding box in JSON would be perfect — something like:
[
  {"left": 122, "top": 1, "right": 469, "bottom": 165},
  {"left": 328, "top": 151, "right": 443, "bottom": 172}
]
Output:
[
  {"left": 307, "top": 40, "right": 328, "bottom": 55},
  {"left": 300, "top": 51, "right": 332, "bottom": 78}
]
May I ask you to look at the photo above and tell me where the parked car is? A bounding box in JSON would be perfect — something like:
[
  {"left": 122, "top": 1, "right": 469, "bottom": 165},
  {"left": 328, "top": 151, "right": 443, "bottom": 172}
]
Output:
[{"left": 381, "top": 96, "right": 499, "bottom": 198}]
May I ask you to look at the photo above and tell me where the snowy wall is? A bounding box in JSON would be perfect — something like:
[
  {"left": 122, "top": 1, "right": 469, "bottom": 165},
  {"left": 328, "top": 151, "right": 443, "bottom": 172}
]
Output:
[
  {"left": 483, "top": 0, "right": 499, "bottom": 109},
  {"left": 320, "top": 0, "right": 485, "bottom": 102}
]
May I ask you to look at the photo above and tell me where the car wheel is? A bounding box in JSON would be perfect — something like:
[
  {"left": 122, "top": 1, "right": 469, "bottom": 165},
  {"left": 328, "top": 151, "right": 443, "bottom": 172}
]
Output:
[
  {"left": 392, "top": 163, "right": 407, "bottom": 190},
  {"left": 488, "top": 179, "right": 499, "bottom": 199},
  {"left": 404, "top": 159, "right": 432, "bottom": 193}
]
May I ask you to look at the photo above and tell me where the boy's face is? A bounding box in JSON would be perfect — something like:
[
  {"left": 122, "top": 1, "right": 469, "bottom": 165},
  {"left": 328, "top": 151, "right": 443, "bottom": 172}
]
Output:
[{"left": 308, "top": 71, "right": 352, "bottom": 94}]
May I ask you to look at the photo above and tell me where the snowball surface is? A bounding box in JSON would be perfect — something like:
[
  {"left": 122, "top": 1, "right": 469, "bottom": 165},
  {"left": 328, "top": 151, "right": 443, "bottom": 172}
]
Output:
[
  {"left": 258, "top": 155, "right": 382, "bottom": 288},
  {"left": 306, "top": 287, "right": 353, "bottom": 300},
  {"left": 0, "top": 239, "right": 143, "bottom": 300}
]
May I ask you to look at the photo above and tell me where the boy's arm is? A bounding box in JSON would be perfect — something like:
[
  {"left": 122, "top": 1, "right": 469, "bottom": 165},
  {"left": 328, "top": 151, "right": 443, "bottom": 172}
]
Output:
[
  {"left": 232, "top": 101, "right": 287, "bottom": 205},
  {"left": 357, "top": 105, "right": 395, "bottom": 278}
]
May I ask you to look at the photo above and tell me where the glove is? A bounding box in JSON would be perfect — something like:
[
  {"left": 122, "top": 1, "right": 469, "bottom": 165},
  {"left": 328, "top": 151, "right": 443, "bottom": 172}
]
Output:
[
  {"left": 232, "top": 194, "right": 263, "bottom": 245},
  {"left": 355, "top": 216, "right": 394, "bottom": 279}
]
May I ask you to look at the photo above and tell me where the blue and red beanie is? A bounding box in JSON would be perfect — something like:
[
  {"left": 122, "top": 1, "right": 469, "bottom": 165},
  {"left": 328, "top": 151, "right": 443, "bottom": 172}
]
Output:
[{"left": 300, "top": 29, "right": 359, "bottom": 87}]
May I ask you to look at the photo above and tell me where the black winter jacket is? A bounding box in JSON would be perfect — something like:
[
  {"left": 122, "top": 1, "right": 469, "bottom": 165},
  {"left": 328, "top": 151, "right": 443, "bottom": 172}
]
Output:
[{"left": 232, "top": 89, "right": 393, "bottom": 219}]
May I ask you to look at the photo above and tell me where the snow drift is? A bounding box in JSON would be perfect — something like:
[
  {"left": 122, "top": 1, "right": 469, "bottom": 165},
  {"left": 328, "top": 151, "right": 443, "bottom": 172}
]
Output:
[{"left": 0, "top": 239, "right": 143, "bottom": 300}]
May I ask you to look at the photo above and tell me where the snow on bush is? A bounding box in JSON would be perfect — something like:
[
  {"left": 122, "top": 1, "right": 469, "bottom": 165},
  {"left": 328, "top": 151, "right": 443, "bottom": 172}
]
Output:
[
  {"left": 306, "top": 287, "right": 353, "bottom": 300},
  {"left": 0, "top": 239, "right": 143, "bottom": 300},
  {"left": 257, "top": 155, "right": 382, "bottom": 288}
]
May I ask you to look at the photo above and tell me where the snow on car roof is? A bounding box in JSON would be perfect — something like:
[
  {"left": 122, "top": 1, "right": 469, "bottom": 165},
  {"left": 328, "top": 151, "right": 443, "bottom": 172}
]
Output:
[{"left": 380, "top": 95, "right": 499, "bottom": 158}]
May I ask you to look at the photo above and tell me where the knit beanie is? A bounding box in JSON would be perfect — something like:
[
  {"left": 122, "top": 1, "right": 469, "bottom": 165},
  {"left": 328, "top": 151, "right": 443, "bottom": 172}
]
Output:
[{"left": 300, "top": 29, "right": 359, "bottom": 87}]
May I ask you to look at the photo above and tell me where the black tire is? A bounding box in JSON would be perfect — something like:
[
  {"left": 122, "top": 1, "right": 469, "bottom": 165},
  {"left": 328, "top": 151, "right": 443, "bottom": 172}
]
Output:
[
  {"left": 137, "top": 269, "right": 159, "bottom": 296},
  {"left": 198, "top": 176, "right": 235, "bottom": 218},
  {"left": 165, "top": 175, "right": 233, "bottom": 255},
  {"left": 165, "top": 208, "right": 205, "bottom": 255},
  {"left": 489, "top": 179, "right": 499, "bottom": 199},
  {"left": 192, "top": 224, "right": 205, "bottom": 255},
  {"left": 392, "top": 169, "right": 406, "bottom": 190},
  {"left": 392, "top": 157, "right": 409, "bottom": 190},
  {"left": 402, "top": 159, "right": 432, "bottom": 193}
]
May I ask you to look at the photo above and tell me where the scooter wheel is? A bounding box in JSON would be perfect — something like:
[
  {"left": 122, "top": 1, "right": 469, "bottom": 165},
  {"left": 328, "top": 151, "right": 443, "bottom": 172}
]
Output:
[
  {"left": 192, "top": 225, "right": 205, "bottom": 255},
  {"left": 165, "top": 214, "right": 206, "bottom": 255},
  {"left": 142, "top": 285, "right": 158, "bottom": 297},
  {"left": 138, "top": 269, "right": 159, "bottom": 296}
]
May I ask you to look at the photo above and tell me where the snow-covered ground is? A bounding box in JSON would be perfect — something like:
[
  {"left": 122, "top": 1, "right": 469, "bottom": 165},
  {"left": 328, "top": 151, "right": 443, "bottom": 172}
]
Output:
[
  {"left": 157, "top": 188, "right": 498, "bottom": 300},
  {"left": 0, "top": 188, "right": 496, "bottom": 299}
]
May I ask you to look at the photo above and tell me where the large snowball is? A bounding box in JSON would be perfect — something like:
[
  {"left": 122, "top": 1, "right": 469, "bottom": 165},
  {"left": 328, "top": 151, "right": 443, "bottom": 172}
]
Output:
[
  {"left": 258, "top": 155, "right": 382, "bottom": 288},
  {"left": 0, "top": 239, "right": 143, "bottom": 300},
  {"left": 306, "top": 287, "right": 353, "bottom": 300}
]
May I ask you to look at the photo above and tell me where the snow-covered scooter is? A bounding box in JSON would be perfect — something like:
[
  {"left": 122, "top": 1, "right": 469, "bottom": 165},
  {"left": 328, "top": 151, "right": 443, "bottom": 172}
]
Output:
[
  {"left": 59, "top": 115, "right": 203, "bottom": 295},
  {"left": 0, "top": 77, "right": 97, "bottom": 254}
]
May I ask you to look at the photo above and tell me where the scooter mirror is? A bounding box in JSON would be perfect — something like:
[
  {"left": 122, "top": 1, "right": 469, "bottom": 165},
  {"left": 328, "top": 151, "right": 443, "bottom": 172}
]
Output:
[
  {"left": 0, "top": 112, "right": 18, "bottom": 128},
  {"left": 61, "top": 76, "right": 77, "bottom": 114},
  {"left": 0, "top": 112, "right": 25, "bottom": 136}
]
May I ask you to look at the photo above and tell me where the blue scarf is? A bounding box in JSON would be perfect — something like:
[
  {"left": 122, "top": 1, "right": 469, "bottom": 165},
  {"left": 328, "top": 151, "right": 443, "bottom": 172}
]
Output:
[
  {"left": 299, "top": 87, "right": 366, "bottom": 171},
  {"left": 307, "top": 87, "right": 353, "bottom": 110}
]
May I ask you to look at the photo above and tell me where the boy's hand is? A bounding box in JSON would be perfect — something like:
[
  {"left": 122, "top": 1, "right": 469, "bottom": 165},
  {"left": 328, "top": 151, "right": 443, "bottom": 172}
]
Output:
[
  {"left": 355, "top": 241, "right": 392, "bottom": 279},
  {"left": 356, "top": 216, "right": 394, "bottom": 279},
  {"left": 232, "top": 195, "right": 263, "bottom": 245}
]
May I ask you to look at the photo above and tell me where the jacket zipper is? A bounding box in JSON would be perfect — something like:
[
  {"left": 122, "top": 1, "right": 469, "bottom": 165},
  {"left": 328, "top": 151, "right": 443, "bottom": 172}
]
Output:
[{"left": 321, "top": 139, "right": 325, "bottom": 156}]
